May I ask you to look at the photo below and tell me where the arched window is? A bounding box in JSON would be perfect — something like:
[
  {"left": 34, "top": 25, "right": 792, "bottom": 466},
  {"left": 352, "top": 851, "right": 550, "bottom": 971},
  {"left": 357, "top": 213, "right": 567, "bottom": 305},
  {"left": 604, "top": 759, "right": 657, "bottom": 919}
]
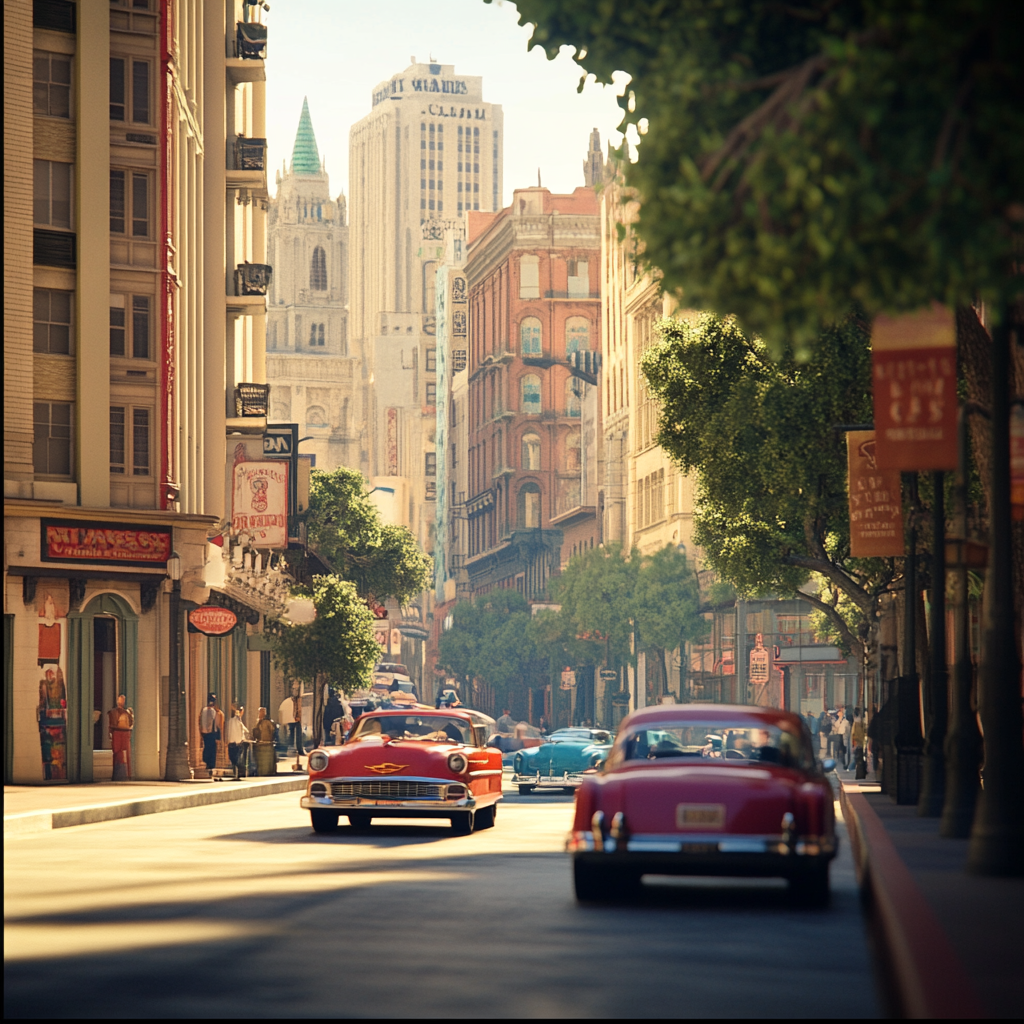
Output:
[
  {"left": 565, "top": 316, "right": 590, "bottom": 355},
  {"left": 518, "top": 483, "right": 541, "bottom": 529},
  {"left": 520, "top": 374, "right": 541, "bottom": 412},
  {"left": 565, "top": 427, "right": 582, "bottom": 472},
  {"left": 521, "top": 432, "right": 541, "bottom": 471},
  {"left": 310, "top": 246, "right": 327, "bottom": 291},
  {"left": 565, "top": 377, "right": 582, "bottom": 418},
  {"left": 520, "top": 317, "right": 542, "bottom": 356},
  {"left": 306, "top": 405, "right": 327, "bottom": 426}
]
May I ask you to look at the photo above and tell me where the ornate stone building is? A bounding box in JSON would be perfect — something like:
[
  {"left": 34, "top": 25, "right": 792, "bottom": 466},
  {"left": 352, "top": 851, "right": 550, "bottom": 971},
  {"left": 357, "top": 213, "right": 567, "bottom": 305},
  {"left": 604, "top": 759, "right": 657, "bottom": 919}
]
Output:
[{"left": 266, "top": 99, "right": 356, "bottom": 472}]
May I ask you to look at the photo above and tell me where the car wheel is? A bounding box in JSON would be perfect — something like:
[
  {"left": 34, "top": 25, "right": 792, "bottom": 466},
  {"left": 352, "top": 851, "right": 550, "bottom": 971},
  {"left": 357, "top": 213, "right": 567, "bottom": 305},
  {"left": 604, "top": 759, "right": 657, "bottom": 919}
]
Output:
[
  {"left": 473, "top": 804, "right": 496, "bottom": 830},
  {"left": 310, "top": 810, "right": 339, "bottom": 834},
  {"left": 789, "top": 865, "right": 830, "bottom": 907},
  {"left": 518, "top": 785, "right": 535, "bottom": 795},
  {"left": 450, "top": 811, "right": 475, "bottom": 835},
  {"left": 346, "top": 811, "right": 373, "bottom": 832}
]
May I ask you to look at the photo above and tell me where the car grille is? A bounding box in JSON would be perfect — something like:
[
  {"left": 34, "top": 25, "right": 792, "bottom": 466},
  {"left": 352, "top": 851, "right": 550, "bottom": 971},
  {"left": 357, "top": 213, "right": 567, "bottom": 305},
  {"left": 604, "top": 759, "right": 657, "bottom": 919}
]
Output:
[{"left": 331, "top": 781, "right": 446, "bottom": 800}]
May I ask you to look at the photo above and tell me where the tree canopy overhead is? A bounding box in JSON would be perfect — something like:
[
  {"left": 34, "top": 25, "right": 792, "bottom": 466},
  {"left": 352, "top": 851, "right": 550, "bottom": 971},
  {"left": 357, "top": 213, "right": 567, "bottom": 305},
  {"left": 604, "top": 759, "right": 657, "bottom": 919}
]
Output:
[{"left": 498, "top": 0, "right": 1024, "bottom": 350}]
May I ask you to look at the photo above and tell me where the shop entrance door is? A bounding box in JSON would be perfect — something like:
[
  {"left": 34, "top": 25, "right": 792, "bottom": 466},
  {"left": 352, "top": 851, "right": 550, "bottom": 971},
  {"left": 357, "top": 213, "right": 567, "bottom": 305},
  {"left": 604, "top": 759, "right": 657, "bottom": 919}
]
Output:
[{"left": 92, "top": 617, "right": 117, "bottom": 751}]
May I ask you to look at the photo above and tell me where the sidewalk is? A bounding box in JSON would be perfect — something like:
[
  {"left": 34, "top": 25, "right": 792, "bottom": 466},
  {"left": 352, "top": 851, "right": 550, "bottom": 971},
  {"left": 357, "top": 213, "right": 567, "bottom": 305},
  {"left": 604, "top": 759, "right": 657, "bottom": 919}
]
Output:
[
  {"left": 836, "top": 766, "right": 1023, "bottom": 1019},
  {"left": 4, "top": 756, "right": 309, "bottom": 837}
]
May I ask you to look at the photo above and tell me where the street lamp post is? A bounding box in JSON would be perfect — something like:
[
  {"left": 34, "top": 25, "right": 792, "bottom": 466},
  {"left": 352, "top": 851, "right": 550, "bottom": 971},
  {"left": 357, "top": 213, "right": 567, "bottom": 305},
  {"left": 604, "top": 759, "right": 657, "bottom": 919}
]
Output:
[{"left": 164, "top": 551, "right": 190, "bottom": 780}]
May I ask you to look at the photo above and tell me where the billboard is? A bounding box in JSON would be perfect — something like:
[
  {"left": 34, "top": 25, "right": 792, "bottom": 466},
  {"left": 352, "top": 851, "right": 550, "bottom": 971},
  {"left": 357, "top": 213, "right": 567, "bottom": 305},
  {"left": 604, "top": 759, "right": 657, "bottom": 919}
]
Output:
[{"left": 232, "top": 460, "right": 288, "bottom": 548}]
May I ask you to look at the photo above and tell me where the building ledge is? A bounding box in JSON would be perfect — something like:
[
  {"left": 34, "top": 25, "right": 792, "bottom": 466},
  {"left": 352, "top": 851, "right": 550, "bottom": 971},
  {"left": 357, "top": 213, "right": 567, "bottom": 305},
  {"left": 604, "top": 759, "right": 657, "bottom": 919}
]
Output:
[
  {"left": 550, "top": 504, "right": 597, "bottom": 527},
  {"left": 226, "top": 58, "right": 265, "bottom": 85},
  {"left": 227, "top": 293, "right": 268, "bottom": 315},
  {"left": 225, "top": 416, "right": 266, "bottom": 434}
]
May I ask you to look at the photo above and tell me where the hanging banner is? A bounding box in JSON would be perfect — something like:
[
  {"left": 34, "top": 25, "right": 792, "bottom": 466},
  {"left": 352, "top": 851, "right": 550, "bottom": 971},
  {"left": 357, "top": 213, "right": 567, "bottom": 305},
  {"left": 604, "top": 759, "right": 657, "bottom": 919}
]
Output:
[
  {"left": 871, "top": 304, "right": 957, "bottom": 470},
  {"left": 847, "top": 430, "right": 905, "bottom": 556},
  {"left": 749, "top": 634, "right": 770, "bottom": 686},
  {"left": 188, "top": 606, "right": 238, "bottom": 636},
  {"left": 232, "top": 460, "right": 288, "bottom": 548}
]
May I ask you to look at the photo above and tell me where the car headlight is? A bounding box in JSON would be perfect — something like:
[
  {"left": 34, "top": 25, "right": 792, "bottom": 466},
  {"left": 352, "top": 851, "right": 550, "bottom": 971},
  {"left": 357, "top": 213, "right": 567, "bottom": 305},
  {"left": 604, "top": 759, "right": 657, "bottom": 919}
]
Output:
[
  {"left": 308, "top": 750, "right": 330, "bottom": 773},
  {"left": 447, "top": 752, "right": 468, "bottom": 773}
]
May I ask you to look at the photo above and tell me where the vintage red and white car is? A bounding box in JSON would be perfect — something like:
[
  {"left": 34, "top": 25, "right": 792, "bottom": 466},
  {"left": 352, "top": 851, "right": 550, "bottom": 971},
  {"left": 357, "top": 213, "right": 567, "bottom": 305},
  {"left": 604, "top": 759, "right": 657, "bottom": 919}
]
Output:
[
  {"left": 567, "top": 705, "right": 838, "bottom": 904},
  {"left": 301, "top": 708, "right": 503, "bottom": 835}
]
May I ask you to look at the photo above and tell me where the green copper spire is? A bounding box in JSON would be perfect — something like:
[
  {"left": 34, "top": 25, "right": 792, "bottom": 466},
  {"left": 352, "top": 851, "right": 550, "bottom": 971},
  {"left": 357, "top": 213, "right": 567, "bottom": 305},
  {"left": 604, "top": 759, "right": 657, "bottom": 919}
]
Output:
[{"left": 290, "top": 97, "right": 321, "bottom": 175}]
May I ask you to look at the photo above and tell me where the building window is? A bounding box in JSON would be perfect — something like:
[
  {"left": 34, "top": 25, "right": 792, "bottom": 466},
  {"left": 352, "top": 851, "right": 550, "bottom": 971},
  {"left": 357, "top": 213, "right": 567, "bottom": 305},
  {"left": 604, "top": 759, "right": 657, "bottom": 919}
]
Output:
[
  {"left": 109, "top": 57, "right": 151, "bottom": 123},
  {"left": 519, "top": 255, "right": 540, "bottom": 299},
  {"left": 33, "top": 51, "right": 71, "bottom": 118},
  {"left": 520, "top": 374, "right": 541, "bottom": 412},
  {"left": 426, "top": 382, "right": 437, "bottom": 404},
  {"left": 568, "top": 260, "right": 590, "bottom": 298},
  {"left": 565, "top": 427, "right": 582, "bottom": 471},
  {"left": 33, "top": 160, "right": 72, "bottom": 228},
  {"left": 110, "top": 170, "right": 150, "bottom": 237},
  {"left": 33, "top": 288, "right": 73, "bottom": 355},
  {"left": 425, "top": 452, "right": 437, "bottom": 476},
  {"left": 566, "top": 378, "right": 582, "bottom": 418},
  {"left": 518, "top": 483, "right": 541, "bottom": 529},
  {"left": 426, "top": 348, "right": 437, "bottom": 372},
  {"left": 520, "top": 317, "right": 542, "bottom": 355},
  {"left": 33, "top": 0, "right": 76, "bottom": 32},
  {"left": 33, "top": 402, "right": 73, "bottom": 477},
  {"left": 521, "top": 432, "right": 541, "bottom": 471},
  {"left": 110, "top": 406, "right": 151, "bottom": 476},
  {"left": 109, "top": 295, "right": 151, "bottom": 358},
  {"left": 308, "top": 322, "right": 325, "bottom": 347},
  {"left": 565, "top": 317, "right": 591, "bottom": 355},
  {"left": 310, "top": 246, "right": 327, "bottom": 290}
]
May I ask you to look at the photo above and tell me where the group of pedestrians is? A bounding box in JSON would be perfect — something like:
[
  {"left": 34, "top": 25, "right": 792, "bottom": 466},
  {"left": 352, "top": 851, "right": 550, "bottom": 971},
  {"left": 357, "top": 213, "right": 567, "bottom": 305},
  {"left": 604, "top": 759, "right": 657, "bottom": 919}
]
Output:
[
  {"left": 805, "top": 705, "right": 866, "bottom": 775},
  {"left": 198, "top": 695, "right": 279, "bottom": 777}
]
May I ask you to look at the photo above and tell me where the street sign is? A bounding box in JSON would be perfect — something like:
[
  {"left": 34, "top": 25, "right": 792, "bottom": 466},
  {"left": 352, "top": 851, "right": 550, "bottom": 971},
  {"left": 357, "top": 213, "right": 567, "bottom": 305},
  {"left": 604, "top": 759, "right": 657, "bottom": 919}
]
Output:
[
  {"left": 263, "top": 425, "right": 296, "bottom": 457},
  {"left": 560, "top": 668, "right": 576, "bottom": 691},
  {"left": 599, "top": 669, "right": 618, "bottom": 682}
]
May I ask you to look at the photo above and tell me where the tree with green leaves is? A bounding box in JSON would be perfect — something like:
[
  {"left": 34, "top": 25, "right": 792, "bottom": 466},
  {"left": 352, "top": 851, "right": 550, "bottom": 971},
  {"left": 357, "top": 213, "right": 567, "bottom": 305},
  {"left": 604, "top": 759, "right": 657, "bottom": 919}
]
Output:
[
  {"left": 272, "top": 574, "right": 381, "bottom": 745},
  {"left": 642, "top": 309, "right": 894, "bottom": 676}
]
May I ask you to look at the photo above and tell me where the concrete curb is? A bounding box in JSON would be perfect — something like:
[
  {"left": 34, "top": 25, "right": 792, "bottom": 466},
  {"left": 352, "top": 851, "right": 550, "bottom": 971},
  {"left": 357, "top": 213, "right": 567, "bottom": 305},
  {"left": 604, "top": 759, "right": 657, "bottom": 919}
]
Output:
[
  {"left": 3, "top": 777, "right": 308, "bottom": 837},
  {"left": 840, "top": 785, "right": 985, "bottom": 1019}
]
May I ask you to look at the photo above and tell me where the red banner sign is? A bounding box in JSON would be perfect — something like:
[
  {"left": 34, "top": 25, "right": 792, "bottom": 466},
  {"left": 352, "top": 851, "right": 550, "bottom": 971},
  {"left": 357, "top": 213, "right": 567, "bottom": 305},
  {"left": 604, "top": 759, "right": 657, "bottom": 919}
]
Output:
[
  {"left": 847, "top": 431, "right": 905, "bottom": 557},
  {"left": 41, "top": 519, "right": 171, "bottom": 567},
  {"left": 872, "top": 304, "right": 957, "bottom": 470},
  {"left": 188, "top": 606, "right": 238, "bottom": 636}
]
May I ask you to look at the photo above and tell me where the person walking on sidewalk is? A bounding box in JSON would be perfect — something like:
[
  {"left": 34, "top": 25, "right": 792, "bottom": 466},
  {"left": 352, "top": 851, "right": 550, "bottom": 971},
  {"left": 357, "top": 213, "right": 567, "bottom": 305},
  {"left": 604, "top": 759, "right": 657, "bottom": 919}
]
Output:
[
  {"left": 251, "top": 706, "right": 277, "bottom": 776},
  {"left": 819, "top": 709, "right": 833, "bottom": 757},
  {"left": 851, "top": 709, "right": 867, "bottom": 778},
  {"left": 806, "top": 711, "right": 820, "bottom": 753},
  {"left": 199, "top": 694, "right": 223, "bottom": 773},
  {"left": 225, "top": 705, "right": 250, "bottom": 777},
  {"left": 834, "top": 708, "right": 851, "bottom": 769},
  {"left": 108, "top": 693, "right": 134, "bottom": 780}
]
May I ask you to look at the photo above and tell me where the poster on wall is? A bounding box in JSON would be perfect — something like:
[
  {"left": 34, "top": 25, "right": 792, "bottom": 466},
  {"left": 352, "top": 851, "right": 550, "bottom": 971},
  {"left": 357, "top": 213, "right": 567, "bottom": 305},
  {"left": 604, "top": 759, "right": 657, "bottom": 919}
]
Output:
[
  {"left": 232, "top": 460, "right": 288, "bottom": 548},
  {"left": 846, "top": 430, "right": 905, "bottom": 556},
  {"left": 35, "top": 586, "right": 69, "bottom": 781}
]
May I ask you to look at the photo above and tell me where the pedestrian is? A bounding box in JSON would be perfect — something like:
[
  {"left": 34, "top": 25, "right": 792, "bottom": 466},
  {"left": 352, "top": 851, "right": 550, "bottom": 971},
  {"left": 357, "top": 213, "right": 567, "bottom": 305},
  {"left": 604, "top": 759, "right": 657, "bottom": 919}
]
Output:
[
  {"left": 818, "top": 709, "right": 832, "bottom": 757},
  {"left": 225, "top": 705, "right": 250, "bottom": 777},
  {"left": 538, "top": 715, "right": 549, "bottom": 734},
  {"left": 497, "top": 708, "right": 515, "bottom": 734},
  {"left": 107, "top": 693, "right": 134, "bottom": 780},
  {"left": 851, "top": 710, "right": 867, "bottom": 778},
  {"left": 806, "top": 710, "right": 820, "bottom": 748},
  {"left": 834, "top": 708, "right": 851, "bottom": 769},
  {"left": 251, "top": 706, "right": 277, "bottom": 776},
  {"left": 198, "top": 693, "right": 222, "bottom": 773},
  {"left": 867, "top": 703, "right": 881, "bottom": 775}
]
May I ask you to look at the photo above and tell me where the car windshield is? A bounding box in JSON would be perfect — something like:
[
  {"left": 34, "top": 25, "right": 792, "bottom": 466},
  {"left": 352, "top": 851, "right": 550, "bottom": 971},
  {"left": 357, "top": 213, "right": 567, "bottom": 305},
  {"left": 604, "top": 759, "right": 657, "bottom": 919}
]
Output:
[
  {"left": 549, "top": 729, "right": 610, "bottom": 744},
  {"left": 350, "top": 714, "right": 471, "bottom": 744},
  {"left": 618, "top": 721, "right": 814, "bottom": 770}
]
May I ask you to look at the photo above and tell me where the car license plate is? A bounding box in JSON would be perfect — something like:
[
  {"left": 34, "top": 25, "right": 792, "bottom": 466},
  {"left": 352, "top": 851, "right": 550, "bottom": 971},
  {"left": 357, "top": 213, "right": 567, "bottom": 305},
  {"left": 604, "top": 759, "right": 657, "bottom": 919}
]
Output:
[{"left": 676, "top": 803, "right": 725, "bottom": 828}]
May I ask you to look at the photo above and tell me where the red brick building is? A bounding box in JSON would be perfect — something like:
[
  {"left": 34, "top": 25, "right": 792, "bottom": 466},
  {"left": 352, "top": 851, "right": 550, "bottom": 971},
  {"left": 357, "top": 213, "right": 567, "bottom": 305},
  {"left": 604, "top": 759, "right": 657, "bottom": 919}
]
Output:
[{"left": 462, "top": 187, "right": 601, "bottom": 598}]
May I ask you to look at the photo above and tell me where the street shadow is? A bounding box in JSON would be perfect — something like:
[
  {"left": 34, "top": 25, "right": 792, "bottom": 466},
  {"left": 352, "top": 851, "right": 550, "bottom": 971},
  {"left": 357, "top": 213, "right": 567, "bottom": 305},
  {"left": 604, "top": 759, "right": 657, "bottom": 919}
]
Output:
[{"left": 213, "top": 821, "right": 456, "bottom": 845}]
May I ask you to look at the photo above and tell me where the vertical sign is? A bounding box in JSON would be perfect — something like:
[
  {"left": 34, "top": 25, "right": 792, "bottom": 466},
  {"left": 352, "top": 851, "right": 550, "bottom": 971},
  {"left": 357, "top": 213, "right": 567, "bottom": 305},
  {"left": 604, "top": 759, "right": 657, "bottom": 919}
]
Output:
[
  {"left": 847, "top": 430, "right": 905, "bottom": 556},
  {"left": 749, "top": 634, "right": 770, "bottom": 686},
  {"left": 872, "top": 304, "right": 957, "bottom": 470},
  {"left": 232, "top": 461, "right": 289, "bottom": 548},
  {"left": 385, "top": 408, "right": 399, "bottom": 475}
]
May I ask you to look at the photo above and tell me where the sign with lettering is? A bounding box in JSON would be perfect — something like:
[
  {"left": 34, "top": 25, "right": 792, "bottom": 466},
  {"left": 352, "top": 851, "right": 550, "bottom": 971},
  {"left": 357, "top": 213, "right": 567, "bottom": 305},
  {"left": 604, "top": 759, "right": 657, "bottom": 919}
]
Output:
[
  {"left": 188, "top": 606, "right": 238, "bottom": 636},
  {"left": 40, "top": 519, "right": 171, "bottom": 567},
  {"left": 385, "top": 408, "right": 399, "bottom": 475},
  {"left": 872, "top": 304, "right": 957, "bottom": 470},
  {"left": 749, "top": 634, "right": 770, "bottom": 686},
  {"left": 263, "top": 424, "right": 296, "bottom": 458},
  {"left": 232, "top": 461, "right": 288, "bottom": 548},
  {"left": 847, "top": 430, "right": 905, "bottom": 557},
  {"left": 560, "top": 668, "right": 577, "bottom": 691}
]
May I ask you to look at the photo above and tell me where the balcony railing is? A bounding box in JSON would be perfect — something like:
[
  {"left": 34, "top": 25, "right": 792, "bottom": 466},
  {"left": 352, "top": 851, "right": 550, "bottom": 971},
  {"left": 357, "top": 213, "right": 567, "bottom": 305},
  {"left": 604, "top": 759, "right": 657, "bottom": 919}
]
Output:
[
  {"left": 235, "top": 262, "right": 272, "bottom": 296},
  {"left": 236, "top": 21, "right": 267, "bottom": 60},
  {"left": 234, "top": 136, "right": 267, "bottom": 171},
  {"left": 234, "top": 383, "right": 270, "bottom": 417}
]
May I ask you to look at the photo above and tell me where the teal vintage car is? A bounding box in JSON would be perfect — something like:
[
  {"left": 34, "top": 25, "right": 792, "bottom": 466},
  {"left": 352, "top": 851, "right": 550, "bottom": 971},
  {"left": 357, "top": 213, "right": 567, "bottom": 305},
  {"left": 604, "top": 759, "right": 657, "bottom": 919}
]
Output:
[{"left": 511, "top": 728, "right": 613, "bottom": 794}]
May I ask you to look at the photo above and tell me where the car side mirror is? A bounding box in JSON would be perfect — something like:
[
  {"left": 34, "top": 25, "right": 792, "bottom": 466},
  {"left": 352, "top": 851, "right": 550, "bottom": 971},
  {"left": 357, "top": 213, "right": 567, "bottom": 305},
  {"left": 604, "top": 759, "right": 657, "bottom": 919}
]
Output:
[{"left": 821, "top": 758, "right": 836, "bottom": 773}]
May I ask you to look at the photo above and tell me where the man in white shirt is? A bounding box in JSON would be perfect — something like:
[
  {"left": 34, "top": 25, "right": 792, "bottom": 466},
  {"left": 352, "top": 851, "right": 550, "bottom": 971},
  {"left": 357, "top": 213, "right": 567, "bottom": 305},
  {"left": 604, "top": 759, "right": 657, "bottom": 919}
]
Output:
[
  {"left": 834, "top": 709, "right": 852, "bottom": 769},
  {"left": 225, "top": 705, "right": 250, "bottom": 777},
  {"left": 198, "top": 693, "right": 223, "bottom": 772}
]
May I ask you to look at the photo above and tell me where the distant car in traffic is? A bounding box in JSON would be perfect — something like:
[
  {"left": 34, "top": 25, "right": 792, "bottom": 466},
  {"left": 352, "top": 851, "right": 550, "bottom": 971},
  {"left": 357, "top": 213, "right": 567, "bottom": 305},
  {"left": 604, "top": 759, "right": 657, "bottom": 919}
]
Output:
[
  {"left": 566, "top": 705, "right": 837, "bottom": 905},
  {"left": 302, "top": 708, "right": 503, "bottom": 835},
  {"left": 512, "top": 727, "right": 613, "bottom": 794},
  {"left": 370, "top": 662, "right": 417, "bottom": 701}
]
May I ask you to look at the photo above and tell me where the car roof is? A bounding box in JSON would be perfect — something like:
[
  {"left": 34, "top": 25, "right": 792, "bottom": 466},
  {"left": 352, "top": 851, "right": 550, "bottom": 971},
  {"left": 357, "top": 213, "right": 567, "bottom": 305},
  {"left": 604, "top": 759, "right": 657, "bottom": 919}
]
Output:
[
  {"left": 359, "top": 707, "right": 475, "bottom": 722},
  {"left": 618, "top": 704, "right": 806, "bottom": 731}
]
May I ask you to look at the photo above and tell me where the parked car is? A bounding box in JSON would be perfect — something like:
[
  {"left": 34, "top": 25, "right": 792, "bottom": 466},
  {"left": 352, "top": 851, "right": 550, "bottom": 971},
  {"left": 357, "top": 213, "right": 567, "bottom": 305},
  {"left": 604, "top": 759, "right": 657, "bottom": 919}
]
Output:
[
  {"left": 301, "top": 708, "right": 503, "bottom": 834},
  {"left": 511, "top": 727, "right": 613, "bottom": 794},
  {"left": 566, "top": 705, "right": 837, "bottom": 905}
]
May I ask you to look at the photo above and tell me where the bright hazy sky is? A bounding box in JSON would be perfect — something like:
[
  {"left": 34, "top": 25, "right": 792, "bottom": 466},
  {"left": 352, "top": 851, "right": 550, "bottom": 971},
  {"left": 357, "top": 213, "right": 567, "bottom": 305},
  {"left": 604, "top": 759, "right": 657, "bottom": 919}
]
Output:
[{"left": 264, "top": 0, "right": 632, "bottom": 205}]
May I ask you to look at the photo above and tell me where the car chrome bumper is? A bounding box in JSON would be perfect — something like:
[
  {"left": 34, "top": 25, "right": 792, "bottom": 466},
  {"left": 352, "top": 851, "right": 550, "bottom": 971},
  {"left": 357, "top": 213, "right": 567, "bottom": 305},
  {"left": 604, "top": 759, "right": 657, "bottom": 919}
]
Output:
[
  {"left": 511, "top": 772, "right": 584, "bottom": 788},
  {"left": 302, "top": 775, "right": 499, "bottom": 813}
]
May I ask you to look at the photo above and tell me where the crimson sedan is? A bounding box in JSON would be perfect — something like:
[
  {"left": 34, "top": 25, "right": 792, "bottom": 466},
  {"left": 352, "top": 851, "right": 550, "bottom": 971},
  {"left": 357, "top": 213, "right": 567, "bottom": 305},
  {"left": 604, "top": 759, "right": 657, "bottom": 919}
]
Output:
[{"left": 567, "top": 705, "right": 837, "bottom": 905}]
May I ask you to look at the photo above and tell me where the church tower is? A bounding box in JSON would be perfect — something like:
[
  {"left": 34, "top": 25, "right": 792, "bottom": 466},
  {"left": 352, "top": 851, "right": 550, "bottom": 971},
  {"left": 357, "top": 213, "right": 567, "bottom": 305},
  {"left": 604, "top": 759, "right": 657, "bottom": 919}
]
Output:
[
  {"left": 267, "top": 99, "right": 357, "bottom": 474},
  {"left": 583, "top": 127, "right": 603, "bottom": 187}
]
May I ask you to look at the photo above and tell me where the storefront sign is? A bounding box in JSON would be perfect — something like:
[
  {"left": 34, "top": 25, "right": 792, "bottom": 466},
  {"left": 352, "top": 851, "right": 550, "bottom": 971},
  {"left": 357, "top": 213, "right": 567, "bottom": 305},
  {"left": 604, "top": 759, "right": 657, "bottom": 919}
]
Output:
[
  {"left": 847, "top": 430, "right": 905, "bottom": 556},
  {"left": 41, "top": 519, "right": 171, "bottom": 567},
  {"left": 188, "top": 606, "right": 238, "bottom": 636},
  {"left": 872, "top": 304, "right": 957, "bottom": 470},
  {"left": 232, "top": 461, "right": 288, "bottom": 548},
  {"left": 749, "top": 635, "right": 770, "bottom": 686}
]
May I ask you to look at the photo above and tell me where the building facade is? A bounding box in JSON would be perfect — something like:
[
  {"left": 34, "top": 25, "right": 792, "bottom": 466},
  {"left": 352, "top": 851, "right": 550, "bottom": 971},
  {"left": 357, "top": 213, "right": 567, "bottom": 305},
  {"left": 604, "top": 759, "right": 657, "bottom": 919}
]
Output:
[
  {"left": 4, "top": 0, "right": 284, "bottom": 785},
  {"left": 462, "top": 186, "right": 602, "bottom": 599},
  {"left": 266, "top": 99, "right": 356, "bottom": 473}
]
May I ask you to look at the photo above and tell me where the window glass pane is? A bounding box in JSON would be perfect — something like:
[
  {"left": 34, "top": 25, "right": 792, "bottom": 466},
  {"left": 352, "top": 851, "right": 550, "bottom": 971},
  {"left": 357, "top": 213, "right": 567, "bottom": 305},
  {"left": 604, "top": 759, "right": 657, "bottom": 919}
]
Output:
[
  {"left": 132, "top": 61, "right": 150, "bottom": 123},
  {"left": 33, "top": 81, "right": 49, "bottom": 115},
  {"left": 50, "top": 162, "right": 71, "bottom": 228},
  {"left": 51, "top": 55, "right": 71, "bottom": 85},
  {"left": 109, "top": 58, "right": 125, "bottom": 120},
  {"left": 110, "top": 171, "right": 126, "bottom": 233},
  {"left": 110, "top": 407, "right": 126, "bottom": 473},
  {"left": 426, "top": 348, "right": 436, "bottom": 372},
  {"left": 132, "top": 296, "right": 150, "bottom": 358},
  {"left": 132, "top": 408, "right": 150, "bottom": 475},
  {"left": 33, "top": 404, "right": 50, "bottom": 474},
  {"left": 131, "top": 174, "right": 148, "bottom": 236},
  {"left": 51, "top": 290, "right": 72, "bottom": 325},
  {"left": 520, "top": 318, "right": 541, "bottom": 355},
  {"left": 34, "top": 160, "right": 50, "bottom": 225},
  {"left": 110, "top": 305, "right": 126, "bottom": 356},
  {"left": 521, "top": 375, "right": 541, "bottom": 410}
]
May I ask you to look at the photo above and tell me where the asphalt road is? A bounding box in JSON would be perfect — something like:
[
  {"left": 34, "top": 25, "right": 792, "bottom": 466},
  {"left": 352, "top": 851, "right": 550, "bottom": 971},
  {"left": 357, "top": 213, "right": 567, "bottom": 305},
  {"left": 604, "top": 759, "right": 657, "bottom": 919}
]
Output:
[{"left": 4, "top": 785, "right": 881, "bottom": 1018}]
